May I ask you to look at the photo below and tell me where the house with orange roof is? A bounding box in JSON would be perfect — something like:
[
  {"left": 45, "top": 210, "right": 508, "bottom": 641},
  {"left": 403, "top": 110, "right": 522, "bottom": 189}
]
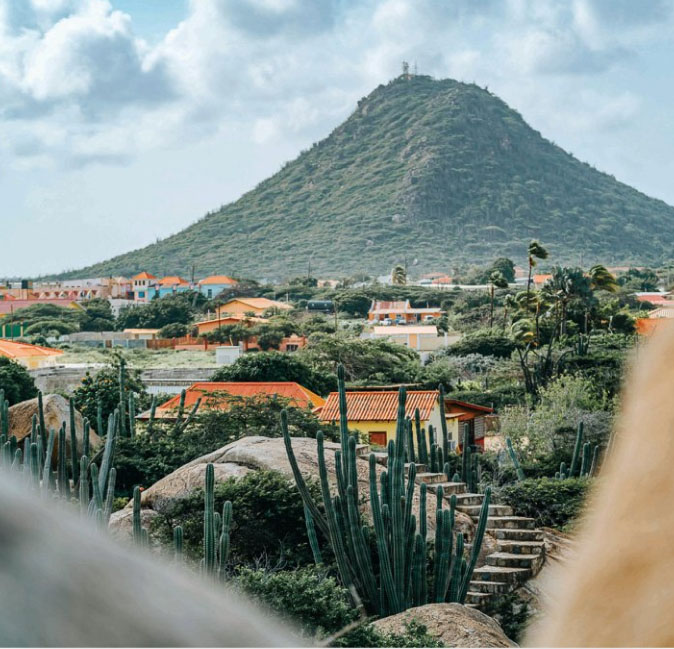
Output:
[
  {"left": 216, "top": 297, "right": 292, "bottom": 317},
  {"left": 0, "top": 340, "right": 63, "bottom": 370},
  {"left": 198, "top": 275, "right": 238, "bottom": 299},
  {"left": 317, "top": 389, "right": 460, "bottom": 449},
  {"left": 194, "top": 313, "right": 268, "bottom": 337},
  {"left": 532, "top": 274, "right": 553, "bottom": 288},
  {"left": 156, "top": 276, "right": 190, "bottom": 298},
  {"left": 131, "top": 272, "right": 158, "bottom": 304},
  {"left": 136, "top": 381, "right": 325, "bottom": 421}
]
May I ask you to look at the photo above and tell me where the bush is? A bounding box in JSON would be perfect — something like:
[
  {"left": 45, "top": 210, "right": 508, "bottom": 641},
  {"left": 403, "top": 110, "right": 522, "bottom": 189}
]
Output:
[
  {"left": 336, "top": 620, "right": 445, "bottom": 648},
  {"left": 445, "top": 331, "right": 515, "bottom": 358},
  {"left": 235, "top": 566, "right": 354, "bottom": 637},
  {"left": 152, "top": 470, "right": 324, "bottom": 567},
  {"left": 212, "top": 351, "right": 336, "bottom": 396},
  {"left": 158, "top": 322, "right": 189, "bottom": 338},
  {"left": 481, "top": 592, "right": 531, "bottom": 644},
  {"left": 0, "top": 357, "right": 37, "bottom": 405},
  {"left": 499, "top": 477, "right": 591, "bottom": 529},
  {"left": 448, "top": 386, "right": 526, "bottom": 411},
  {"left": 24, "top": 319, "right": 78, "bottom": 335}
]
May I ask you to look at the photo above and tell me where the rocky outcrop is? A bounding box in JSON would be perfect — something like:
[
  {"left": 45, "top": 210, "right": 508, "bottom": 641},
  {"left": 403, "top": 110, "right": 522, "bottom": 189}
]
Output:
[
  {"left": 109, "top": 435, "right": 475, "bottom": 541},
  {"left": 8, "top": 394, "right": 102, "bottom": 458},
  {"left": 371, "top": 603, "right": 516, "bottom": 647}
]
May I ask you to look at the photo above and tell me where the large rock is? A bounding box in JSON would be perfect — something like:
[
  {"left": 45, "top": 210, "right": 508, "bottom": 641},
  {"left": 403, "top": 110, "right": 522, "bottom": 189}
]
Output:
[
  {"left": 109, "top": 435, "right": 475, "bottom": 541},
  {"left": 371, "top": 603, "right": 516, "bottom": 647},
  {"left": 8, "top": 394, "right": 102, "bottom": 458}
]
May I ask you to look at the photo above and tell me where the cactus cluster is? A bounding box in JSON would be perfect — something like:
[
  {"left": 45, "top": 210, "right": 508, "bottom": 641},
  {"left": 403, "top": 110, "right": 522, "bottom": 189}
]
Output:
[
  {"left": 460, "top": 424, "right": 479, "bottom": 493},
  {"left": 282, "top": 365, "right": 491, "bottom": 617},
  {"left": 505, "top": 437, "right": 526, "bottom": 481},
  {"left": 556, "top": 422, "right": 600, "bottom": 479},
  {"left": 0, "top": 390, "right": 118, "bottom": 527},
  {"left": 202, "top": 463, "right": 233, "bottom": 579}
]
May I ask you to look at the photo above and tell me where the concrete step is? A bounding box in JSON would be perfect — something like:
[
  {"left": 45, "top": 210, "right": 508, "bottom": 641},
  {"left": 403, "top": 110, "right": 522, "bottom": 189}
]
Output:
[
  {"left": 487, "top": 552, "right": 543, "bottom": 570},
  {"left": 370, "top": 453, "right": 428, "bottom": 474},
  {"left": 465, "top": 591, "right": 492, "bottom": 606},
  {"left": 457, "top": 504, "right": 513, "bottom": 518},
  {"left": 453, "top": 493, "right": 484, "bottom": 506},
  {"left": 496, "top": 540, "right": 545, "bottom": 555},
  {"left": 469, "top": 580, "right": 511, "bottom": 595},
  {"left": 356, "top": 444, "right": 370, "bottom": 456},
  {"left": 426, "top": 481, "right": 467, "bottom": 495},
  {"left": 490, "top": 528, "right": 544, "bottom": 541},
  {"left": 372, "top": 451, "right": 387, "bottom": 465},
  {"left": 485, "top": 516, "right": 536, "bottom": 530},
  {"left": 416, "top": 472, "right": 450, "bottom": 485},
  {"left": 472, "top": 565, "right": 531, "bottom": 584}
]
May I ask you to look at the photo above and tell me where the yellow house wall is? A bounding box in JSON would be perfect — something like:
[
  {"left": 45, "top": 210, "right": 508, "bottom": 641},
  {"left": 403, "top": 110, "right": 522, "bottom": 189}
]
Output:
[
  {"left": 350, "top": 404, "right": 461, "bottom": 449},
  {"left": 218, "top": 302, "right": 264, "bottom": 316}
]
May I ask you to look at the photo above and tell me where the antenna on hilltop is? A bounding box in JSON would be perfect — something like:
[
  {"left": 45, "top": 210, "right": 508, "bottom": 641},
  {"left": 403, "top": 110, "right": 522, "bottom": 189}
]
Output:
[
  {"left": 402, "top": 61, "right": 410, "bottom": 78},
  {"left": 413, "top": 61, "right": 418, "bottom": 76}
]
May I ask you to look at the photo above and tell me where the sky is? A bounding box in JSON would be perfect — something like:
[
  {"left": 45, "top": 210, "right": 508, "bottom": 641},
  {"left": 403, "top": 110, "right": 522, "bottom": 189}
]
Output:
[{"left": 1, "top": 0, "right": 674, "bottom": 277}]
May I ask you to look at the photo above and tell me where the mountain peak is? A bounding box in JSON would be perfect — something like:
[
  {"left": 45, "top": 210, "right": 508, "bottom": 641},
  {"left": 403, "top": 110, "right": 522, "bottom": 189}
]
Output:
[{"left": 64, "top": 76, "right": 674, "bottom": 280}]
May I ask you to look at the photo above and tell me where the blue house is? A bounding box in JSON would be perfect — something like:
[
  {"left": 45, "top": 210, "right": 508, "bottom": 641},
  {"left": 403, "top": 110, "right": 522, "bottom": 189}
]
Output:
[{"left": 198, "top": 275, "right": 237, "bottom": 299}]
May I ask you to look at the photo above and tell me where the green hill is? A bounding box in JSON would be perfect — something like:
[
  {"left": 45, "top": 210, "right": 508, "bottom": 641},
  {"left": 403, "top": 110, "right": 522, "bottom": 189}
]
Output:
[{"left": 66, "top": 75, "right": 674, "bottom": 279}]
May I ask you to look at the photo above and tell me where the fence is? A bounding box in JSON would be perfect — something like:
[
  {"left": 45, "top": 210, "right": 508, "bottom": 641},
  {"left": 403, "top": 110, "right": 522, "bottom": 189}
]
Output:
[{"left": 146, "top": 335, "right": 210, "bottom": 350}]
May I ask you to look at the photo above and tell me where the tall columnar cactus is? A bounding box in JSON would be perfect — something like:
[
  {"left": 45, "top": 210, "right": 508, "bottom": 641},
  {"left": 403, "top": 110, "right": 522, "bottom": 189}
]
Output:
[
  {"left": 203, "top": 462, "right": 216, "bottom": 574},
  {"left": 506, "top": 437, "right": 525, "bottom": 481},
  {"left": 37, "top": 391, "right": 46, "bottom": 453},
  {"left": 304, "top": 505, "right": 323, "bottom": 565},
  {"left": 118, "top": 358, "right": 127, "bottom": 437},
  {"left": 569, "top": 421, "right": 584, "bottom": 477},
  {"left": 128, "top": 393, "right": 136, "bottom": 438},
  {"left": 414, "top": 408, "right": 428, "bottom": 465},
  {"left": 173, "top": 526, "right": 184, "bottom": 563},
  {"left": 132, "top": 485, "right": 143, "bottom": 546},
  {"left": 283, "top": 365, "right": 491, "bottom": 617},
  {"left": 69, "top": 398, "right": 79, "bottom": 485},
  {"left": 147, "top": 396, "right": 157, "bottom": 436},
  {"left": 438, "top": 384, "right": 450, "bottom": 462}
]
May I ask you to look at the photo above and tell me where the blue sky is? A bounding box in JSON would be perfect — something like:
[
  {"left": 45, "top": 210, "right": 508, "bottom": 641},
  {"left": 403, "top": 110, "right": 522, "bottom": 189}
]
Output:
[{"left": 1, "top": 0, "right": 674, "bottom": 276}]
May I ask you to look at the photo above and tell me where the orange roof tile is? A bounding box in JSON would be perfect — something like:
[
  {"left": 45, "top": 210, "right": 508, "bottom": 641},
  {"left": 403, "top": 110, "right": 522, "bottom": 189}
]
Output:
[
  {"left": 158, "top": 276, "right": 189, "bottom": 286},
  {"left": 199, "top": 275, "right": 238, "bottom": 285},
  {"left": 219, "top": 297, "right": 292, "bottom": 310},
  {"left": 138, "top": 381, "right": 324, "bottom": 419},
  {"left": 318, "top": 390, "right": 439, "bottom": 422},
  {"left": 533, "top": 274, "right": 552, "bottom": 284},
  {"left": 0, "top": 340, "right": 63, "bottom": 359},
  {"left": 132, "top": 272, "right": 157, "bottom": 280}
]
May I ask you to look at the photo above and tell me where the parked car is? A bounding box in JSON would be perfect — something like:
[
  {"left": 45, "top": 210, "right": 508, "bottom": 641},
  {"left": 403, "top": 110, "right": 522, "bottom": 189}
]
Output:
[
  {"left": 395, "top": 318, "right": 406, "bottom": 325},
  {"left": 423, "top": 315, "right": 436, "bottom": 322},
  {"left": 381, "top": 318, "right": 393, "bottom": 326}
]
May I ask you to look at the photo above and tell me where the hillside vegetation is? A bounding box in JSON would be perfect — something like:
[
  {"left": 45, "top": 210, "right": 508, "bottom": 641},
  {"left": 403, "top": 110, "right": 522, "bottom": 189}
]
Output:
[{"left": 66, "top": 75, "right": 674, "bottom": 279}]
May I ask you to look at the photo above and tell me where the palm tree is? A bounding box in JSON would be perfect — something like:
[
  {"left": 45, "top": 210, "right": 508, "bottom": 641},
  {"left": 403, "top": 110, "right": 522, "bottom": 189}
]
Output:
[
  {"left": 526, "top": 240, "right": 548, "bottom": 296},
  {"left": 391, "top": 264, "right": 407, "bottom": 286},
  {"left": 488, "top": 270, "right": 509, "bottom": 329},
  {"left": 589, "top": 265, "right": 618, "bottom": 293},
  {"left": 502, "top": 293, "right": 517, "bottom": 332}
]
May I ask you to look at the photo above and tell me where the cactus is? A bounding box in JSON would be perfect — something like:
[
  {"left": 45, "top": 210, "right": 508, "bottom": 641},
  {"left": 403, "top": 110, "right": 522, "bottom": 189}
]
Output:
[
  {"left": 304, "top": 505, "right": 323, "bottom": 565},
  {"left": 79, "top": 456, "right": 90, "bottom": 514},
  {"left": 506, "top": 437, "right": 525, "bottom": 481},
  {"left": 147, "top": 396, "right": 157, "bottom": 436},
  {"left": 559, "top": 461, "right": 567, "bottom": 479},
  {"left": 283, "top": 364, "right": 491, "bottom": 616},
  {"left": 173, "top": 526, "right": 184, "bottom": 563},
  {"left": 589, "top": 445, "right": 600, "bottom": 477},
  {"left": 569, "top": 422, "right": 584, "bottom": 477},
  {"left": 174, "top": 398, "right": 202, "bottom": 435},
  {"left": 98, "top": 411, "right": 118, "bottom": 496},
  {"left": 128, "top": 393, "right": 136, "bottom": 438},
  {"left": 414, "top": 408, "right": 428, "bottom": 465},
  {"left": 203, "top": 462, "right": 216, "bottom": 574},
  {"left": 69, "top": 398, "right": 79, "bottom": 485},
  {"left": 118, "top": 358, "right": 127, "bottom": 437},
  {"left": 132, "top": 485, "right": 142, "bottom": 545},
  {"left": 37, "top": 391, "right": 46, "bottom": 454}
]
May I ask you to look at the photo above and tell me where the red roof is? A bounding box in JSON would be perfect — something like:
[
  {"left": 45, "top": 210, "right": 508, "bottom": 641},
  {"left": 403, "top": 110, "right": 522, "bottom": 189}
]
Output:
[
  {"left": 138, "top": 382, "right": 325, "bottom": 419},
  {"left": 318, "top": 390, "right": 439, "bottom": 422},
  {"left": 444, "top": 399, "right": 494, "bottom": 420},
  {"left": 132, "top": 272, "right": 157, "bottom": 280},
  {"left": 636, "top": 295, "right": 673, "bottom": 306}
]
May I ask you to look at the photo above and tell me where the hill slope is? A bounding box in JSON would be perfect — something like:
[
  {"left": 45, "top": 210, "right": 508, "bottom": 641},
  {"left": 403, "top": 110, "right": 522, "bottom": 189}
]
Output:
[{"left": 68, "top": 75, "right": 674, "bottom": 279}]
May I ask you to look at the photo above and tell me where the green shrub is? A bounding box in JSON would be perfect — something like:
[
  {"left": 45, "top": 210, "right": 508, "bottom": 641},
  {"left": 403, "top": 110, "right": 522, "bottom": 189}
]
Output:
[
  {"left": 445, "top": 331, "right": 515, "bottom": 358},
  {"left": 0, "top": 357, "right": 37, "bottom": 405},
  {"left": 152, "top": 470, "right": 324, "bottom": 566},
  {"left": 336, "top": 620, "right": 445, "bottom": 648},
  {"left": 481, "top": 592, "right": 531, "bottom": 644},
  {"left": 499, "top": 477, "right": 591, "bottom": 529},
  {"left": 158, "top": 322, "right": 190, "bottom": 338},
  {"left": 235, "top": 566, "right": 354, "bottom": 637}
]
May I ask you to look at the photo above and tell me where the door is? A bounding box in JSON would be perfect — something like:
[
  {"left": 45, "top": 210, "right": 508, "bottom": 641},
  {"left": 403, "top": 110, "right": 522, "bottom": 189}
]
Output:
[{"left": 369, "top": 431, "right": 387, "bottom": 447}]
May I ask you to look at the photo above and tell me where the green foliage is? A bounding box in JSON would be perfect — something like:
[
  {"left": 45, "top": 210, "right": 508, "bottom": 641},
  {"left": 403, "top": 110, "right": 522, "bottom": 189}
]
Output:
[
  {"left": 79, "top": 298, "right": 116, "bottom": 331},
  {"left": 24, "top": 319, "right": 78, "bottom": 335},
  {"left": 212, "top": 351, "right": 336, "bottom": 396},
  {"left": 235, "top": 566, "right": 355, "bottom": 637},
  {"left": 481, "top": 592, "right": 531, "bottom": 644},
  {"left": 298, "top": 333, "right": 420, "bottom": 384},
  {"left": 448, "top": 386, "right": 526, "bottom": 410},
  {"left": 335, "top": 620, "right": 445, "bottom": 648},
  {"left": 116, "top": 292, "right": 199, "bottom": 330},
  {"left": 499, "top": 477, "right": 591, "bottom": 529},
  {"left": 0, "top": 357, "right": 37, "bottom": 405},
  {"left": 61, "top": 76, "right": 674, "bottom": 279},
  {"left": 445, "top": 331, "right": 516, "bottom": 358},
  {"left": 72, "top": 358, "right": 148, "bottom": 427},
  {"left": 153, "top": 470, "right": 323, "bottom": 566},
  {"left": 158, "top": 322, "right": 190, "bottom": 338}
]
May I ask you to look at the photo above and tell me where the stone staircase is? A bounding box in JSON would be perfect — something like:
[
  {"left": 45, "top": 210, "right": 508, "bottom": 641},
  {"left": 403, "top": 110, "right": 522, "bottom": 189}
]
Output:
[{"left": 368, "top": 451, "right": 545, "bottom": 611}]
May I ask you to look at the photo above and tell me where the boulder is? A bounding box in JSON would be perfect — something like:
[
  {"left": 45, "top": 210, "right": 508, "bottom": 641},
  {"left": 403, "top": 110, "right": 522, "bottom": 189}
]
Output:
[
  {"left": 371, "top": 603, "right": 516, "bottom": 647},
  {"left": 7, "top": 395, "right": 102, "bottom": 459},
  {"left": 109, "top": 435, "right": 476, "bottom": 541}
]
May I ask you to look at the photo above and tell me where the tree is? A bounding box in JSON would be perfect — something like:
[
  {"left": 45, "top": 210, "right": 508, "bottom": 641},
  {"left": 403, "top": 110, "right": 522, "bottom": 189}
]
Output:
[
  {"left": 589, "top": 265, "right": 618, "bottom": 293},
  {"left": 116, "top": 293, "right": 196, "bottom": 330},
  {"left": 489, "top": 257, "right": 516, "bottom": 283},
  {"left": 488, "top": 270, "right": 509, "bottom": 329},
  {"left": 212, "top": 352, "right": 336, "bottom": 396},
  {"left": 80, "top": 298, "right": 115, "bottom": 332},
  {"left": 158, "top": 323, "right": 189, "bottom": 338},
  {"left": 526, "top": 240, "right": 548, "bottom": 296},
  {"left": 391, "top": 264, "right": 407, "bottom": 286},
  {"left": 254, "top": 324, "right": 285, "bottom": 351},
  {"left": 0, "top": 357, "right": 37, "bottom": 405}
]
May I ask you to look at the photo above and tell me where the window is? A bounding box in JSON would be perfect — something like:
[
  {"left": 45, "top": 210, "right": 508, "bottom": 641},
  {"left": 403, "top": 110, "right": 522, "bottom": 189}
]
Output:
[
  {"left": 138, "top": 291, "right": 145, "bottom": 298},
  {"left": 368, "top": 431, "right": 387, "bottom": 447},
  {"left": 207, "top": 289, "right": 213, "bottom": 298}
]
